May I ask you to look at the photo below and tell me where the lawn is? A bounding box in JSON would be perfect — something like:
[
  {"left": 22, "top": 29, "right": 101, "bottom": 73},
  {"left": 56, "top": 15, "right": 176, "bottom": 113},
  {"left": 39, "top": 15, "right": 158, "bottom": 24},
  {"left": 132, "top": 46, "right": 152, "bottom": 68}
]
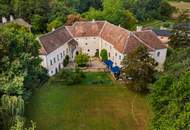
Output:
[{"left": 25, "top": 72, "right": 152, "bottom": 130}]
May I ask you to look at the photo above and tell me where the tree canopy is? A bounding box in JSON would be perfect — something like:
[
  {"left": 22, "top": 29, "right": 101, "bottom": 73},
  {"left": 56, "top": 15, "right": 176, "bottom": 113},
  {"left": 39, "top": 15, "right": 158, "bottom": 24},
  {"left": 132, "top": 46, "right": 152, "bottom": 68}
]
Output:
[{"left": 121, "top": 45, "right": 156, "bottom": 93}]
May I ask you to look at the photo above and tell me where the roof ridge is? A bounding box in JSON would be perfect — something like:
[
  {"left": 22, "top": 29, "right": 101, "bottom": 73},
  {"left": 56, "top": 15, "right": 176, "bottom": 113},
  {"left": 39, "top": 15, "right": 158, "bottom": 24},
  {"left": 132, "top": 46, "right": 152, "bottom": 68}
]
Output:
[
  {"left": 72, "top": 20, "right": 106, "bottom": 26},
  {"left": 39, "top": 26, "right": 66, "bottom": 39},
  {"left": 65, "top": 26, "right": 74, "bottom": 38},
  {"left": 122, "top": 32, "right": 131, "bottom": 53},
  {"left": 99, "top": 21, "right": 107, "bottom": 36}
]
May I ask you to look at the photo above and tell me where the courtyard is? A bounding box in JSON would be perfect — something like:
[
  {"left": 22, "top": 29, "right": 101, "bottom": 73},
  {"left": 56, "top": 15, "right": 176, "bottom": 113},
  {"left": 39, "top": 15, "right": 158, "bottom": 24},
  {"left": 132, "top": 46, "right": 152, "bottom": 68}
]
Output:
[{"left": 25, "top": 72, "right": 152, "bottom": 130}]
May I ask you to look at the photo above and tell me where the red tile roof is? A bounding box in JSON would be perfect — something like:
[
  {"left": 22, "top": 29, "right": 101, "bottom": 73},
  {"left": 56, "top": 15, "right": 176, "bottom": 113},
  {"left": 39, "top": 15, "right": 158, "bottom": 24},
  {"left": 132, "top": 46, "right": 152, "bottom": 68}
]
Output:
[
  {"left": 38, "top": 21, "right": 167, "bottom": 55},
  {"left": 100, "top": 22, "right": 130, "bottom": 53},
  {"left": 66, "top": 21, "right": 105, "bottom": 37},
  {"left": 39, "top": 26, "right": 73, "bottom": 54},
  {"left": 134, "top": 30, "right": 166, "bottom": 50}
]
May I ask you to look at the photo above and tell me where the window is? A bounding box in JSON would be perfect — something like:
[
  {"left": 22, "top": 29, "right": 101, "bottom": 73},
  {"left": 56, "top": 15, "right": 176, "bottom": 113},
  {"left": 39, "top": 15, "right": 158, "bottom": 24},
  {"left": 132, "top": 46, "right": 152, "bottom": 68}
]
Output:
[
  {"left": 119, "top": 55, "right": 122, "bottom": 60},
  {"left": 109, "top": 52, "right": 110, "bottom": 57},
  {"left": 115, "top": 53, "right": 117, "bottom": 57},
  {"left": 88, "top": 49, "right": 90, "bottom": 52},
  {"left": 50, "top": 60, "right": 53, "bottom": 65},
  {"left": 61, "top": 53, "right": 63, "bottom": 58},
  {"left": 66, "top": 48, "right": 68, "bottom": 54},
  {"left": 85, "top": 43, "right": 88, "bottom": 45},
  {"left": 57, "top": 55, "right": 59, "bottom": 61},
  {"left": 157, "top": 51, "right": 160, "bottom": 57},
  {"left": 51, "top": 71, "right": 53, "bottom": 74},
  {"left": 110, "top": 46, "right": 112, "bottom": 49},
  {"left": 63, "top": 51, "right": 65, "bottom": 56},
  {"left": 54, "top": 58, "right": 56, "bottom": 63},
  {"left": 94, "top": 37, "right": 96, "bottom": 39}
]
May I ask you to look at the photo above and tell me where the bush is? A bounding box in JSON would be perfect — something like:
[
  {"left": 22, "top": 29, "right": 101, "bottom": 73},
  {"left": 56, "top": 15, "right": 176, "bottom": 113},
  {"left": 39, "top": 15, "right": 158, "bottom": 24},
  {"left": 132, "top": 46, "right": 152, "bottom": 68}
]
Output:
[
  {"left": 63, "top": 55, "right": 69, "bottom": 67},
  {"left": 59, "top": 68, "right": 85, "bottom": 85},
  {"left": 100, "top": 49, "right": 108, "bottom": 61},
  {"left": 76, "top": 52, "right": 90, "bottom": 67}
]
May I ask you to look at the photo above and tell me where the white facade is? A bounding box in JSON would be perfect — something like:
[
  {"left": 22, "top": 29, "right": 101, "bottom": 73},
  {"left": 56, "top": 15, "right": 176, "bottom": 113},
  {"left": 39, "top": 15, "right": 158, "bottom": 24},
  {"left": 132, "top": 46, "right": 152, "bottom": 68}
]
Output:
[
  {"left": 40, "top": 26, "right": 168, "bottom": 76},
  {"left": 40, "top": 41, "right": 71, "bottom": 76},
  {"left": 100, "top": 39, "right": 124, "bottom": 67},
  {"left": 74, "top": 37, "right": 101, "bottom": 57},
  {"left": 151, "top": 49, "right": 168, "bottom": 65},
  {"left": 40, "top": 35, "right": 167, "bottom": 76}
]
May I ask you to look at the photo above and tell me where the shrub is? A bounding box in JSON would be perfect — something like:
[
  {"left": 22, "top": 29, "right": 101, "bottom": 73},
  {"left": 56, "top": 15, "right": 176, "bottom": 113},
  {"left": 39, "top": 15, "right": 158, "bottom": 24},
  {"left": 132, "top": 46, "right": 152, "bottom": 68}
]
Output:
[
  {"left": 59, "top": 68, "right": 85, "bottom": 85},
  {"left": 63, "top": 55, "right": 69, "bottom": 67},
  {"left": 100, "top": 49, "right": 108, "bottom": 61},
  {"left": 76, "top": 52, "right": 90, "bottom": 67}
]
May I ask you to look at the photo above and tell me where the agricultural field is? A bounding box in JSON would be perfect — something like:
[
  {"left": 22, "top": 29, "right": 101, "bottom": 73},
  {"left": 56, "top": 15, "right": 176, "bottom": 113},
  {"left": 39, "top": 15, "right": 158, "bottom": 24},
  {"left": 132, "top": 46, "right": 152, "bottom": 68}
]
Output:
[{"left": 169, "top": 1, "right": 190, "bottom": 10}]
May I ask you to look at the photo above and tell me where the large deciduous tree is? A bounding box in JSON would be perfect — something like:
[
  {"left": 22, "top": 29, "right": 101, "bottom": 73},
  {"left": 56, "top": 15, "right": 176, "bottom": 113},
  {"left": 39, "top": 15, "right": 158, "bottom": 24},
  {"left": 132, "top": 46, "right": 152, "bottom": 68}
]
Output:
[
  {"left": 121, "top": 45, "right": 156, "bottom": 93},
  {"left": 66, "top": 14, "right": 85, "bottom": 26},
  {"left": 0, "top": 24, "right": 47, "bottom": 95},
  {"left": 150, "top": 72, "right": 190, "bottom": 130},
  {"left": 84, "top": 0, "right": 137, "bottom": 29}
]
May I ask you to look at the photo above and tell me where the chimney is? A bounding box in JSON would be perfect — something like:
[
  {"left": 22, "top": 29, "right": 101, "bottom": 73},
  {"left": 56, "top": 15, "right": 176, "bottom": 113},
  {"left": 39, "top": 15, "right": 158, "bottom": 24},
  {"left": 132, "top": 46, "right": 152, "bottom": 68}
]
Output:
[
  {"left": 92, "top": 19, "right": 95, "bottom": 22},
  {"left": 10, "top": 15, "right": 14, "bottom": 21},
  {"left": 118, "top": 24, "right": 121, "bottom": 27},
  {"left": 52, "top": 28, "right": 55, "bottom": 32},
  {"left": 2, "top": 17, "right": 7, "bottom": 23},
  {"left": 136, "top": 26, "right": 142, "bottom": 31}
]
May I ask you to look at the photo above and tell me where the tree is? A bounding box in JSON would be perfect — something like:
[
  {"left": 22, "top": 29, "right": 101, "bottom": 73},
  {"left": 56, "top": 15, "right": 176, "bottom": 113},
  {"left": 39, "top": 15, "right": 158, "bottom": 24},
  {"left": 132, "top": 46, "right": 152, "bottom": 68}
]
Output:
[
  {"left": 84, "top": 0, "right": 137, "bottom": 29},
  {"left": 31, "top": 14, "right": 47, "bottom": 33},
  {"left": 0, "top": 0, "right": 10, "bottom": 17},
  {"left": 121, "top": 45, "right": 156, "bottom": 93},
  {"left": 76, "top": 52, "right": 90, "bottom": 67},
  {"left": 150, "top": 72, "right": 190, "bottom": 130},
  {"left": 169, "top": 25, "right": 190, "bottom": 49},
  {"left": 63, "top": 55, "right": 70, "bottom": 67},
  {"left": 66, "top": 14, "right": 85, "bottom": 26},
  {"left": 47, "top": 18, "right": 63, "bottom": 32},
  {"left": 160, "top": 1, "right": 176, "bottom": 18},
  {"left": 100, "top": 49, "right": 108, "bottom": 61},
  {"left": 48, "top": 1, "right": 74, "bottom": 23},
  {"left": 0, "top": 24, "right": 47, "bottom": 94},
  {"left": 10, "top": 117, "right": 36, "bottom": 130},
  {"left": 177, "top": 10, "right": 190, "bottom": 23}
]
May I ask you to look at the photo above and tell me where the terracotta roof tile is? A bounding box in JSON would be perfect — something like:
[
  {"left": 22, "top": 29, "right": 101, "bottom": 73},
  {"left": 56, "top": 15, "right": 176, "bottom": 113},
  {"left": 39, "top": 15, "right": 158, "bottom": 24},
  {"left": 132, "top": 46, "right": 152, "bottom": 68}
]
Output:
[
  {"left": 38, "top": 21, "right": 167, "bottom": 55},
  {"left": 134, "top": 30, "right": 166, "bottom": 50},
  {"left": 100, "top": 22, "right": 130, "bottom": 53},
  {"left": 66, "top": 21, "right": 105, "bottom": 37},
  {"left": 124, "top": 34, "right": 142, "bottom": 54},
  {"left": 39, "top": 26, "right": 73, "bottom": 54}
]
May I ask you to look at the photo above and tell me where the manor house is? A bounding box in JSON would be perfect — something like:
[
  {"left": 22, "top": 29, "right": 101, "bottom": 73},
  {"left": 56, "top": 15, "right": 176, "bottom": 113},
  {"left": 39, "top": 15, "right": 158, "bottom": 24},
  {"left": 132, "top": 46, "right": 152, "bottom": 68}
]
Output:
[{"left": 38, "top": 20, "right": 167, "bottom": 76}]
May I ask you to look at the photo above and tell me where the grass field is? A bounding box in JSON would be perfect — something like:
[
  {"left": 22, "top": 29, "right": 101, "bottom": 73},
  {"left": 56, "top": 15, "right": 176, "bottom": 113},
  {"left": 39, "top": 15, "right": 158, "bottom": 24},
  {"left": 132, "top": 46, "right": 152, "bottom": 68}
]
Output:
[{"left": 25, "top": 72, "right": 152, "bottom": 130}]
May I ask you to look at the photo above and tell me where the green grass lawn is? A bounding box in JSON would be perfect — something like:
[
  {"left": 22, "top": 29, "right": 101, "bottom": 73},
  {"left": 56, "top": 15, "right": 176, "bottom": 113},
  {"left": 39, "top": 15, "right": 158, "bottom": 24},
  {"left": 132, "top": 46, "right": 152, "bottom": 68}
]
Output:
[{"left": 25, "top": 72, "right": 152, "bottom": 130}]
